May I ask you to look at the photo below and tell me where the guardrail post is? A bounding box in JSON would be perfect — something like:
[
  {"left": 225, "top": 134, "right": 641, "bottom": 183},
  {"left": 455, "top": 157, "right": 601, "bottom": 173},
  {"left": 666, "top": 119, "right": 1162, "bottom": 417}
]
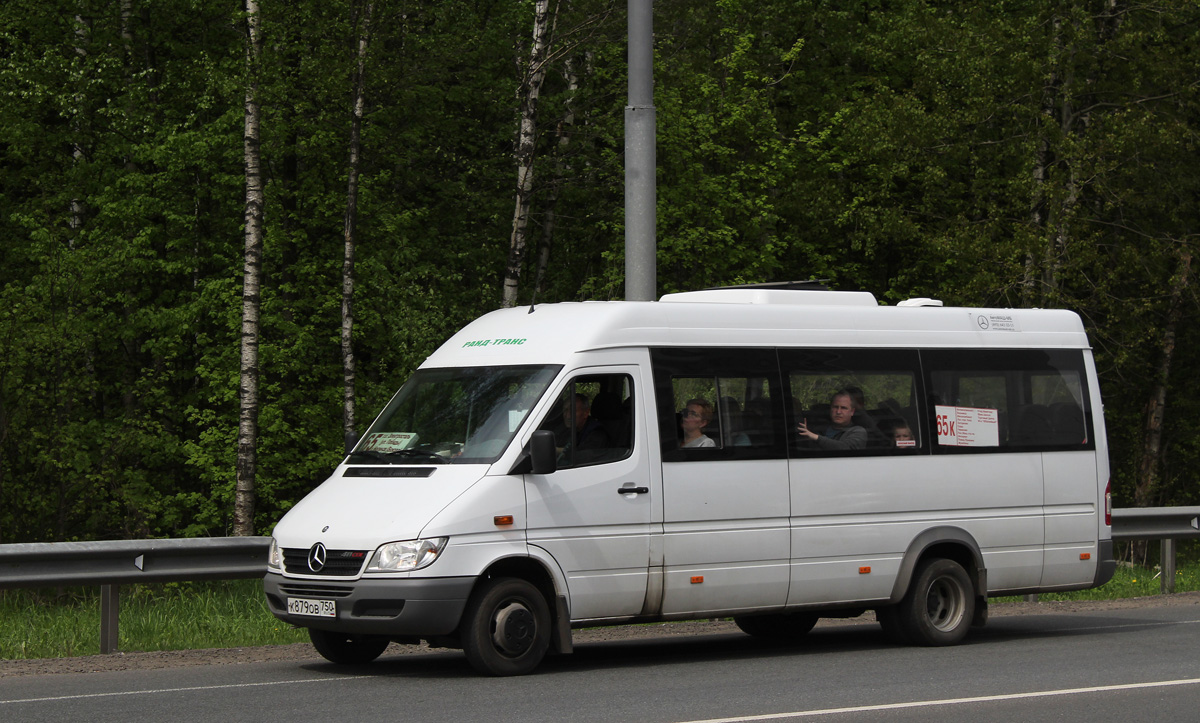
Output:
[
  {"left": 100, "top": 584, "right": 119, "bottom": 654},
  {"left": 1161, "top": 539, "right": 1176, "bottom": 595}
]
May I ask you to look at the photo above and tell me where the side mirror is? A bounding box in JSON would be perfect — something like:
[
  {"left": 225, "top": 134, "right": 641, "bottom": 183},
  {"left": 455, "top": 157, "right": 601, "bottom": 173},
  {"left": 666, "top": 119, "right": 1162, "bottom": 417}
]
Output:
[{"left": 529, "top": 430, "right": 558, "bottom": 475}]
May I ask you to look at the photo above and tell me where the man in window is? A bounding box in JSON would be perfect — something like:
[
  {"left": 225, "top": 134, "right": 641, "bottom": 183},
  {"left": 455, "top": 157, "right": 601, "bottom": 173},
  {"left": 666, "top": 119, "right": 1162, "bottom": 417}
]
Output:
[
  {"left": 565, "top": 393, "right": 611, "bottom": 450},
  {"left": 797, "top": 390, "right": 867, "bottom": 451}
]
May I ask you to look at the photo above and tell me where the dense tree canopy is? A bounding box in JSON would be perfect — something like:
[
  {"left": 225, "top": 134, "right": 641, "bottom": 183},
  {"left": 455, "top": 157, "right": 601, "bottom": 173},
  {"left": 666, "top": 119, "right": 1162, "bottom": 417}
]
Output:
[{"left": 1, "top": 0, "right": 1197, "bottom": 542}]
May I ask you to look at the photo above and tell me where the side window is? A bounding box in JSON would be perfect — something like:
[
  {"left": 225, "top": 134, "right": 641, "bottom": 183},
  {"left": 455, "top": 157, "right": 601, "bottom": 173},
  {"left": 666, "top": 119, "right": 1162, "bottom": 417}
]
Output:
[
  {"left": 670, "top": 376, "right": 772, "bottom": 449},
  {"left": 781, "top": 349, "right": 924, "bottom": 455},
  {"left": 651, "top": 348, "right": 785, "bottom": 462},
  {"left": 536, "top": 374, "right": 634, "bottom": 468},
  {"left": 924, "top": 349, "right": 1092, "bottom": 452}
]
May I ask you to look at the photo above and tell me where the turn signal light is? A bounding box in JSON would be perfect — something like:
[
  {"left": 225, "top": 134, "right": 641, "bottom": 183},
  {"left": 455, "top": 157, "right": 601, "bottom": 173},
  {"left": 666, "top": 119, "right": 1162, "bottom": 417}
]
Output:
[{"left": 494, "top": 515, "right": 514, "bottom": 526}]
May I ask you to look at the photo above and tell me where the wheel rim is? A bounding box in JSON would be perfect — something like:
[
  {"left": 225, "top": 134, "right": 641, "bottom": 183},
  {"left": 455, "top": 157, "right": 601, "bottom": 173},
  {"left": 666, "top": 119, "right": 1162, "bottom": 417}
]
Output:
[
  {"left": 924, "top": 575, "right": 966, "bottom": 632},
  {"left": 491, "top": 600, "right": 536, "bottom": 656}
]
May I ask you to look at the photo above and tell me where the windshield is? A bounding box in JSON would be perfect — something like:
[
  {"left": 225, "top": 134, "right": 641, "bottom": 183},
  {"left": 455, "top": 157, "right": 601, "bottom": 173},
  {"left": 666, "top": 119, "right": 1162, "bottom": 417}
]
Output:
[{"left": 347, "top": 365, "right": 561, "bottom": 465}]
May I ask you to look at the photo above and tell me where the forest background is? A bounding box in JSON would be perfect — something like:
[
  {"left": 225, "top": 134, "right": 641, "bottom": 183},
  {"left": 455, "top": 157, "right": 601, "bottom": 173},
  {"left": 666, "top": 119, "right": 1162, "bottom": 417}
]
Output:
[{"left": 1, "top": 0, "right": 1197, "bottom": 544}]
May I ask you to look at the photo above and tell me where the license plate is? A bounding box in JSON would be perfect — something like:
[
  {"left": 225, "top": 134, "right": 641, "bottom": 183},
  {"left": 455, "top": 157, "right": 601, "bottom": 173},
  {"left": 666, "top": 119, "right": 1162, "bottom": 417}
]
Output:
[{"left": 287, "top": 597, "right": 336, "bottom": 618}]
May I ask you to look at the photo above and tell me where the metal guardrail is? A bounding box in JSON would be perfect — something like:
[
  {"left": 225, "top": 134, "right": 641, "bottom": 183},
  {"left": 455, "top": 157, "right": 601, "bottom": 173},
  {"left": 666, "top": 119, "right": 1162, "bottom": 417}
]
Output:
[
  {"left": 0, "top": 509, "right": 1198, "bottom": 654},
  {"left": 0, "top": 537, "right": 270, "bottom": 653},
  {"left": 1111, "top": 506, "right": 1200, "bottom": 595},
  {"left": 1111, "top": 507, "right": 1200, "bottom": 540}
]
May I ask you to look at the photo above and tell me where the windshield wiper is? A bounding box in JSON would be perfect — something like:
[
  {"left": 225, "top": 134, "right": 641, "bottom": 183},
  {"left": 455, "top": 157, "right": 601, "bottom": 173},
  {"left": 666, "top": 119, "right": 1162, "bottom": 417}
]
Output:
[{"left": 348, "top": 449, "right": 449, "bottom": 465}]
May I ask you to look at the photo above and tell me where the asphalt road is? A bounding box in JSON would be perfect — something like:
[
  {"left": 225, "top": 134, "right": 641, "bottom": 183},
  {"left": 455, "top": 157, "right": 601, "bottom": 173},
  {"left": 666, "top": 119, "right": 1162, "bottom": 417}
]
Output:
[{"left": 3, "top": 596, "right": 1199, "bottom": 722}]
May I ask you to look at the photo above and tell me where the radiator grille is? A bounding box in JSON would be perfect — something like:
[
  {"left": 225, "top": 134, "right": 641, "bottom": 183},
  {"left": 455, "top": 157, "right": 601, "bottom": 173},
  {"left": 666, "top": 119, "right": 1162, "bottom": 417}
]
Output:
[{"left": 282, "top": 547, "right": 368, "bottom": 576}]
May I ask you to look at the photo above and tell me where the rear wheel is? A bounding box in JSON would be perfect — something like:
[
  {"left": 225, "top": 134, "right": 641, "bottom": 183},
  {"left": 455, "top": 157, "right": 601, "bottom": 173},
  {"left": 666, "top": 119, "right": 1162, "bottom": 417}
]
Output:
[
  {"left": 308, "top": 628, "right": 390, "bottom": 664},
  {"left": 733, "top": 612, "right": 819, "bottom": 641},
  {"left": 461, "top": 577, "right": 551, "bottom": 676},
  {"left": 897, "top": 557, "right": 974, "bottom": 646}
]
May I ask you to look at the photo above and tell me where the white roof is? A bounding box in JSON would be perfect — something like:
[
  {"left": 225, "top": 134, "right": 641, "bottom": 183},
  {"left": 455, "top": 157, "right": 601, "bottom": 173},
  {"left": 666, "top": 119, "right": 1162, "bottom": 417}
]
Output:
[{"left": 422, "top": 290, "right": 1089, "bottom": 368}]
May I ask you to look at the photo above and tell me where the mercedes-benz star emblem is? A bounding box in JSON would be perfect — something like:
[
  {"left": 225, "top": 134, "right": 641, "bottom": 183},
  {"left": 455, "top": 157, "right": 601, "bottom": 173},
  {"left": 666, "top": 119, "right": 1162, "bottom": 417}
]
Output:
[{"left": 307, "top": 542, "right": 328, "bottom": 572}]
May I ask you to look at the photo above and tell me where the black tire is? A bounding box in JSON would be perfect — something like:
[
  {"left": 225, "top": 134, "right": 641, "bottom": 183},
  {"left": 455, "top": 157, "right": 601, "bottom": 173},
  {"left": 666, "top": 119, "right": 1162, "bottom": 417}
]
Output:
[
  {"left": 308, "top": 628, "right": 390, "bottom": 664},
  {"left": 733, "top": 612, "right": 819, "bottom": 641},
  {"left": 897, "top": 557, "right": 975, "bottom": 646},
  {"left": 461, "top": 577, "right": 551, "bottom": 676}
]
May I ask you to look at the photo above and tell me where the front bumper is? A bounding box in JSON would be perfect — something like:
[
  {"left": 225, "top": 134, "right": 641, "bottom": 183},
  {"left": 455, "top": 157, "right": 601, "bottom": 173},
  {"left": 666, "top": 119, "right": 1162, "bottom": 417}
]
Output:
[{"left": 263, "top": 572, "right": 476, "bottom": 636}]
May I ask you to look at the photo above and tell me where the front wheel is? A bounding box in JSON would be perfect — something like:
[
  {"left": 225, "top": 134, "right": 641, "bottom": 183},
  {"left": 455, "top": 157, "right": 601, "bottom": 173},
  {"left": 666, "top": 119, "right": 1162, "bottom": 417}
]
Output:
[
  {"left": 897, "top": 557, "right": 975, "bottom": 646},
  {"left": 308, "top": 628, "right": 390, "bottom": 664},
  {"left": 461, "top": 577, "right": 551, "bottom": 676}
]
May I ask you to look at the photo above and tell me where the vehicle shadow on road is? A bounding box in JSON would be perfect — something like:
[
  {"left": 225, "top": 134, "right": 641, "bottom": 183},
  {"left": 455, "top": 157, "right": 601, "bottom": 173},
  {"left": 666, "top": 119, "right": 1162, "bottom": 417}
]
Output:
[
  {"left": 299, "top": 623, "right": 898, "bottom": 679},
  {"left": 298, "top": 609, "right": 1181, "bottom": 679}
]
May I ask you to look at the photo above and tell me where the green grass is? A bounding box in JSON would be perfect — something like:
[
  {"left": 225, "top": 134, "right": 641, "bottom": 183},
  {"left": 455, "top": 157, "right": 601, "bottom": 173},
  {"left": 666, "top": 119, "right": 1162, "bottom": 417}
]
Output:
[
  {"left": 993, "top": 560, "right": 1200, "bottom": 603},
  {"left": 2, "top": 562, "right": 1199, "bottom": 661},
  {"left": 0, "top": 580, "right": 308, "bottom": 660}
]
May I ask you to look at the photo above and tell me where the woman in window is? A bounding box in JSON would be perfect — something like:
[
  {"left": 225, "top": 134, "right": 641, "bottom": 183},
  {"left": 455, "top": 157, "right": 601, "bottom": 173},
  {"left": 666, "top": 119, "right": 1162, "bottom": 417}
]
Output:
[{"left": 681, "top": 398, "right": 717, "bottom": 448}]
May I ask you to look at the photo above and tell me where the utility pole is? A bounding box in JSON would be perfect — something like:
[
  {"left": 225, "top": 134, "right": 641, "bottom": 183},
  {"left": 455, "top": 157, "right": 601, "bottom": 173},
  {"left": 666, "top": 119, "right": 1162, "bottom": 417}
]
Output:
[{"left": 625, "top": 0, "right": 656, "bottom": 301}]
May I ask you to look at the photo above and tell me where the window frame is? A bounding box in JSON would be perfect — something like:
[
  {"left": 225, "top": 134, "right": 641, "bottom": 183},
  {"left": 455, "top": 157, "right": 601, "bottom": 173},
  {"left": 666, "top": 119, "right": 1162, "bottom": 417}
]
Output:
[
  {"left": 650, "top": 347, "right": 787, "bottom": 463},
  {"left": 780, "top": 348, "right": 927, "bottom": 458},
  {"left": 921, "top": 348, "right": 1096, "bottom": 454},
  {"left": 537, "top": 372, "right": 636, "bottom": 470}
]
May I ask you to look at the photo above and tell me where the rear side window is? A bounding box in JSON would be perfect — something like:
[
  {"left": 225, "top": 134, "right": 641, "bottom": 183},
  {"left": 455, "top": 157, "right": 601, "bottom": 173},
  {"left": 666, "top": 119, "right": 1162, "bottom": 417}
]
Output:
[{"left": 923, "top": 349, "right": 1093, "bottom": 452}]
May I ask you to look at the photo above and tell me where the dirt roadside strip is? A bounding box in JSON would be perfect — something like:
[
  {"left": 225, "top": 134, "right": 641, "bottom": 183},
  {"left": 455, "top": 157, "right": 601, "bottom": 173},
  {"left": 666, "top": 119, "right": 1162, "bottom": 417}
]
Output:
[{"left": 3, "top": 592, "right": 1198, "bottom": 678}]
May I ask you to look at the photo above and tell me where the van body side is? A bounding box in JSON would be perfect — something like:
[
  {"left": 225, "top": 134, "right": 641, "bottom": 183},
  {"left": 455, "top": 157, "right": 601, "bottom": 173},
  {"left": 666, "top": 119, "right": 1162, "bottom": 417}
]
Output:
[{"left": 264, "top": 290, "right": 1113, "bottom": 674}]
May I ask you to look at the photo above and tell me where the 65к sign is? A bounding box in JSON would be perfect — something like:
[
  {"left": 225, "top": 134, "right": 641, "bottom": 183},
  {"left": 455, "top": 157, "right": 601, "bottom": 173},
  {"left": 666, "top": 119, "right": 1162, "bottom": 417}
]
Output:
[{"left": 935, "top": 405, "right": 1000, "bottom": 447}]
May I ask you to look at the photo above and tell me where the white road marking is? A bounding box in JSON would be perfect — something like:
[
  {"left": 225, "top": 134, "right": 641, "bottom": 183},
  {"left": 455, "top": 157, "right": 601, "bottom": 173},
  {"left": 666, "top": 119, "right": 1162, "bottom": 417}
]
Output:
[
  {"left": 1, "top": 675, "right": 371, "bottom": 706},
  {"left": 680, "top": 677, "right": 1200, "bottom": 722}
]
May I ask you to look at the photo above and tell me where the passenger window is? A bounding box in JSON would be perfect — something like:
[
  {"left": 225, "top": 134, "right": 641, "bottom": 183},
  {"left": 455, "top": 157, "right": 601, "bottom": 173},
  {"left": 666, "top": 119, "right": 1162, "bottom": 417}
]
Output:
[
  {"left": 782, "top": 349, "right": 923, "bottom": 455},
  {"left": 924, "top": 349, "right": 1092, "bottom": 451},
  {"left": 651, "top": 348, "right": 785, "bottom": 461},
  {"left": 536, "top": 374, "right": 634, "bottom": 468}
]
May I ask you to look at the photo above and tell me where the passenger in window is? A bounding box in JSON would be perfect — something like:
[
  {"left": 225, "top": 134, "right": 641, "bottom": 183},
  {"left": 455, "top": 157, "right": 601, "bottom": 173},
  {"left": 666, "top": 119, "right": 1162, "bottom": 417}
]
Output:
[
  {"left": 889, "top": 421, "right": 916, "bottom": 448},
  {"left": 797, "top": 390, "right": 867, "bottom": 450},
  {"left": 680, "top": 398, "right": 717, "bottom": 448},
  {"left": 564, "top": 393, "right": 612, "bottom": 450}
]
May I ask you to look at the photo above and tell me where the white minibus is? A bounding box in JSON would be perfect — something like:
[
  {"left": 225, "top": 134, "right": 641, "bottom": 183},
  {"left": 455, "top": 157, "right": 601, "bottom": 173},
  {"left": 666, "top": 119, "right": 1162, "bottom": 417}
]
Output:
[{"left": 263, "top": 288, "right": 1114, "bottom": 675}]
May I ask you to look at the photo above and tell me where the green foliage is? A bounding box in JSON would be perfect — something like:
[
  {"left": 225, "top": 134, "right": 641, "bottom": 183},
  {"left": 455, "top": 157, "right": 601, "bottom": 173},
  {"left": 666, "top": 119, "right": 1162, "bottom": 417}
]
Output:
[
  {"left": 0, "top": 0, "right": 1198, "bottom": 542},
  {"left": 0, "top": 581, "right": 307, "bottom": 659}
]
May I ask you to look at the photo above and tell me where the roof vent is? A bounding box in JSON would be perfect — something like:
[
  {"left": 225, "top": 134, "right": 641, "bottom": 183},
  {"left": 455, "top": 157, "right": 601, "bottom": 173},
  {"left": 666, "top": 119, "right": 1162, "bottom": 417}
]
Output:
[
  {"left": 897, "top": 298, "right": 943, "bottom": 307},
  {"left": 661, "top": 289, "right": 878, "bottom": 306}
]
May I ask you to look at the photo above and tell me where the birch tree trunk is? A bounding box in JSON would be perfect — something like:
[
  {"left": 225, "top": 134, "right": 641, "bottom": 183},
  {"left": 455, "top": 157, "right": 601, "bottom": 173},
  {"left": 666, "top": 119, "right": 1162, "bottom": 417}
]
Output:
[
  {"left": 501, "top": 0, "right": 555, "bottom": 308},
  {"left": 342, "top": 1, "right": 374, "bottom": 453},
  {"left": 235, "top": 0, "right": 265, "bottom": 536}
]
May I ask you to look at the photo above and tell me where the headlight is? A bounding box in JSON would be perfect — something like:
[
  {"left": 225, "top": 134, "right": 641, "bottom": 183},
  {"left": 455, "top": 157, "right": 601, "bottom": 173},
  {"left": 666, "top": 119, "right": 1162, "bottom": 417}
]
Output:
[
  {"left": 366, "top": 538, "right": 448, "bottom": 573},
  {"left": 268, "top": 538, "right": 283, "bottom": 570}
]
